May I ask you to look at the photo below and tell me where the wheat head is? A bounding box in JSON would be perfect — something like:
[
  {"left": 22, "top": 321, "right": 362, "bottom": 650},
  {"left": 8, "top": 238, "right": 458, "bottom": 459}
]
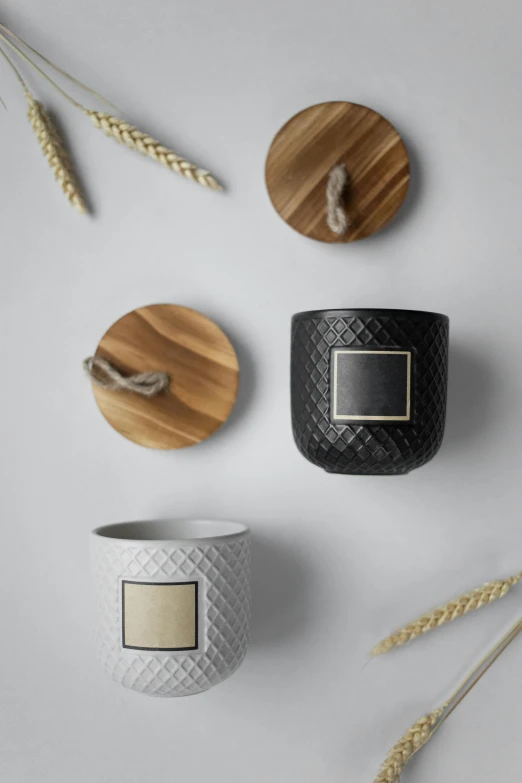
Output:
[
  {"left": 373, "top": 706, "right": 445, "bottom": 783},
  {"left": 87, "top": 111, "right": 222, "bottom": 191},
  {"left": 373, "top": 571, "right": 522, "bottom": 656},
  {"left": 26, "top": 92, "right": 86, "bottom": 214}
]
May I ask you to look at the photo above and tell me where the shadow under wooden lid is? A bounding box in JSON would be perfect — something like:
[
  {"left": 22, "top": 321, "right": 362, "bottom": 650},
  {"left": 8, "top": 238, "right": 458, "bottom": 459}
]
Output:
[
  {"left": 89, "top": 303, "right": 239, "bottom": 449},
  {"left": 265, "top": 101, "right": 410, "bottom": 243}
]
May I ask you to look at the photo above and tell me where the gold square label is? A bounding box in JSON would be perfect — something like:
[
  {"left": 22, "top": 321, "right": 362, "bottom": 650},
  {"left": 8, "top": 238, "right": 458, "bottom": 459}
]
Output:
[
  {"left": 122, "top": 581, "right": 198, "bottom": 651},
  {"left": 331, "top": 349, "right": 412, "bottom": 422}
]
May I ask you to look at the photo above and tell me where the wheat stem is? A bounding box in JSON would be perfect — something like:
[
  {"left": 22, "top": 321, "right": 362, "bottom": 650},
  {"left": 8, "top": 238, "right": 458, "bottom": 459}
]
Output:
[
  {"left": 0, "top": 31, "right": 86, "bottom": 109},
  {"left": 0, "top": 23, "right": 118, "bottom": 110},
  {"left": 0, "top": 47, "right": 15, "bottom": 111},
  {"left": 439, "top": 614, "right": 522, "bottom": 728},
  {"left": 372, "top": 571, "right": 522, "bottom": 656},
  {"left": 0, "top": 43, "right": 26, "bottom": 88}
]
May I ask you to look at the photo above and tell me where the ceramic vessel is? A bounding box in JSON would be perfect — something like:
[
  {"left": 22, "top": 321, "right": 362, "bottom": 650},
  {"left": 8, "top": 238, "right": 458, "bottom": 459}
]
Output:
[
  {"left": 91, "top": 519, "right": 251, "bottom": 697},
  {"left": 291, "top": 308, "right": 449, "bottom": 475}
]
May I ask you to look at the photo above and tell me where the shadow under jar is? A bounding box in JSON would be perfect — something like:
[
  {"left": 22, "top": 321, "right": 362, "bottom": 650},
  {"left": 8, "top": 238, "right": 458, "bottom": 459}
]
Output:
[{"left": 291, "top": 309, "right": 449, "bottom": 475}]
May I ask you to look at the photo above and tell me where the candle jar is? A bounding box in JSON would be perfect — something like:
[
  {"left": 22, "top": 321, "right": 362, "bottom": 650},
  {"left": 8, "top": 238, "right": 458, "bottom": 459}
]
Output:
[
  {"left": 91, "top": 519, "right": 251, "bottom": 697},
  {"left": 291, "top": 309, "right": 449, "bottom": 475}
]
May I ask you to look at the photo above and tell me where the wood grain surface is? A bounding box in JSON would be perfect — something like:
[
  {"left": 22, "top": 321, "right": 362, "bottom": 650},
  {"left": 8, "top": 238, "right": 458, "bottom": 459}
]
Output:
[
  {"left": 265, "top": 101, "right": 410, "bottom": 243},
  {"left": 90, "top": 304, "right": 239, "bottom": 449}
]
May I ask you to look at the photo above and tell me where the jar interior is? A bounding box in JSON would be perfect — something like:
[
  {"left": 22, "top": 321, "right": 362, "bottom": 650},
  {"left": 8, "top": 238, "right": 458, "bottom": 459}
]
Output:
[{"left": 93, "top": 519, "right": 248, "bottom": 542}]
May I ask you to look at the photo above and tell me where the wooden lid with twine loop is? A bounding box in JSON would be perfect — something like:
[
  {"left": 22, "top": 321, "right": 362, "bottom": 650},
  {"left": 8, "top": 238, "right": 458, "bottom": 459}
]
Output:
[
  {"left": 86, "top": 304, "right": 239, "bottom": 450},
  {"left": 265, "top": 101, "right": 410, "bottom": 243}
]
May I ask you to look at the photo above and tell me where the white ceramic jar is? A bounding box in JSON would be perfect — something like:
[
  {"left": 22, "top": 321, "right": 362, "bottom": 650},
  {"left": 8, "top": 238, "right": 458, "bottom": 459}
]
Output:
[{"left": 91, "top": 519, "right": 251, "bottom": 697}]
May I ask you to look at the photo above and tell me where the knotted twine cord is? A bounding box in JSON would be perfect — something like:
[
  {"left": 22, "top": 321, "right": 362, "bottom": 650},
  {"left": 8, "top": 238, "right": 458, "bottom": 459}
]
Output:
[
  {"left": 326, "top": 164, "right": 349, "bottom": 235},
  {"left": 84, "top": 356, "right": 170, "bottom": 397}
]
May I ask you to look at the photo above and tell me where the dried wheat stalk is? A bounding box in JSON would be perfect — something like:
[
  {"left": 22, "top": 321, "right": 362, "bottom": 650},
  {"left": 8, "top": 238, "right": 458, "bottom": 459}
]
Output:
[
  {"left": 373, "top": 571, "right": 522, "bottom": 656},
  {"left": 0, "top": 25, "right": 222, "bottom": 195},
  {"left": 372, "top": 616, "right": 522, "bottom": 782},
  {"left": 86, "top": 111, "right": 222, "bottom": 190},
  {"left": 0, "top": 42, "right": 86, "bottom": 213},
  {"left": 373, "top": 707, "right": 445, "bottom": 783},
  {"left": 26, "top": 92, "right": 86, "bottom": 213}
]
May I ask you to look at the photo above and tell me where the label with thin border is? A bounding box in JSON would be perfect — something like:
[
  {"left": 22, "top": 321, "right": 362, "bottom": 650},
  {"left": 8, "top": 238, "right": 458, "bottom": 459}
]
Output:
[
  {"left": 122, "top": 580, "right": 198, "bottom": 652},
  {"left": 331, "top": 348, "right": 412, "bottom": 423}
]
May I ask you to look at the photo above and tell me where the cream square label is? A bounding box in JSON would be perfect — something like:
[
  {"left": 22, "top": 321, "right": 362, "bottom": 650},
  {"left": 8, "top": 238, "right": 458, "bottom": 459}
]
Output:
[
  {"left": 331, "top": 349, "right": 412, "bottom": 422},
  {"left": 122, "top": 580, "right": 198, "bottom": 651}
]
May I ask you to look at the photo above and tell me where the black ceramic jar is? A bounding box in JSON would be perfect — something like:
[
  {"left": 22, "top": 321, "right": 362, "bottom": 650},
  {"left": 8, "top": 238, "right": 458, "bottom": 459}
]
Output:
[{"left": 291, "top": 309, "right": 449, "bottom": 475}]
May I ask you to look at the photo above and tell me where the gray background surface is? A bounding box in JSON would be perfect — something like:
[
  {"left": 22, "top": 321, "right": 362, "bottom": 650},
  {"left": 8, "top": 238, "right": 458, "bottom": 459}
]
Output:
[{"left": 2, "top": 1, "right": 522, "bottom": 781}]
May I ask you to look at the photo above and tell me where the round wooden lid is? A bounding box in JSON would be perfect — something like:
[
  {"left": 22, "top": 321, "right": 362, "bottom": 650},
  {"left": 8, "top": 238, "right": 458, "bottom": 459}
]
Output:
[
  {"left": 265, "top": 101, "right": 410, "bottom": 243},
  {"left": 89, "top": 304, "right": 239, "bottom": 449}
]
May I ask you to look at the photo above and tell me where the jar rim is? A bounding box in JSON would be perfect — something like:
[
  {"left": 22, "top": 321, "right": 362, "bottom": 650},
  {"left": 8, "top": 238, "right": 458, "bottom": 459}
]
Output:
[
  {"left": 91, "top": 519, "right": 249, "bottom": 545},
  {"left": 292, "top": 308, "right": 449, "bottom": 323}
]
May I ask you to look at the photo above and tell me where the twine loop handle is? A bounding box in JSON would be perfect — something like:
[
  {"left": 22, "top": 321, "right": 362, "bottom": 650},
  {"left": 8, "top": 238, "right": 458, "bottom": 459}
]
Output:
[
  {"left": 326, "top": 164, "right": 349, "bottom": 235},
  {"left": 84, "top": 356, "right": 170, "bottom": 397}
]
